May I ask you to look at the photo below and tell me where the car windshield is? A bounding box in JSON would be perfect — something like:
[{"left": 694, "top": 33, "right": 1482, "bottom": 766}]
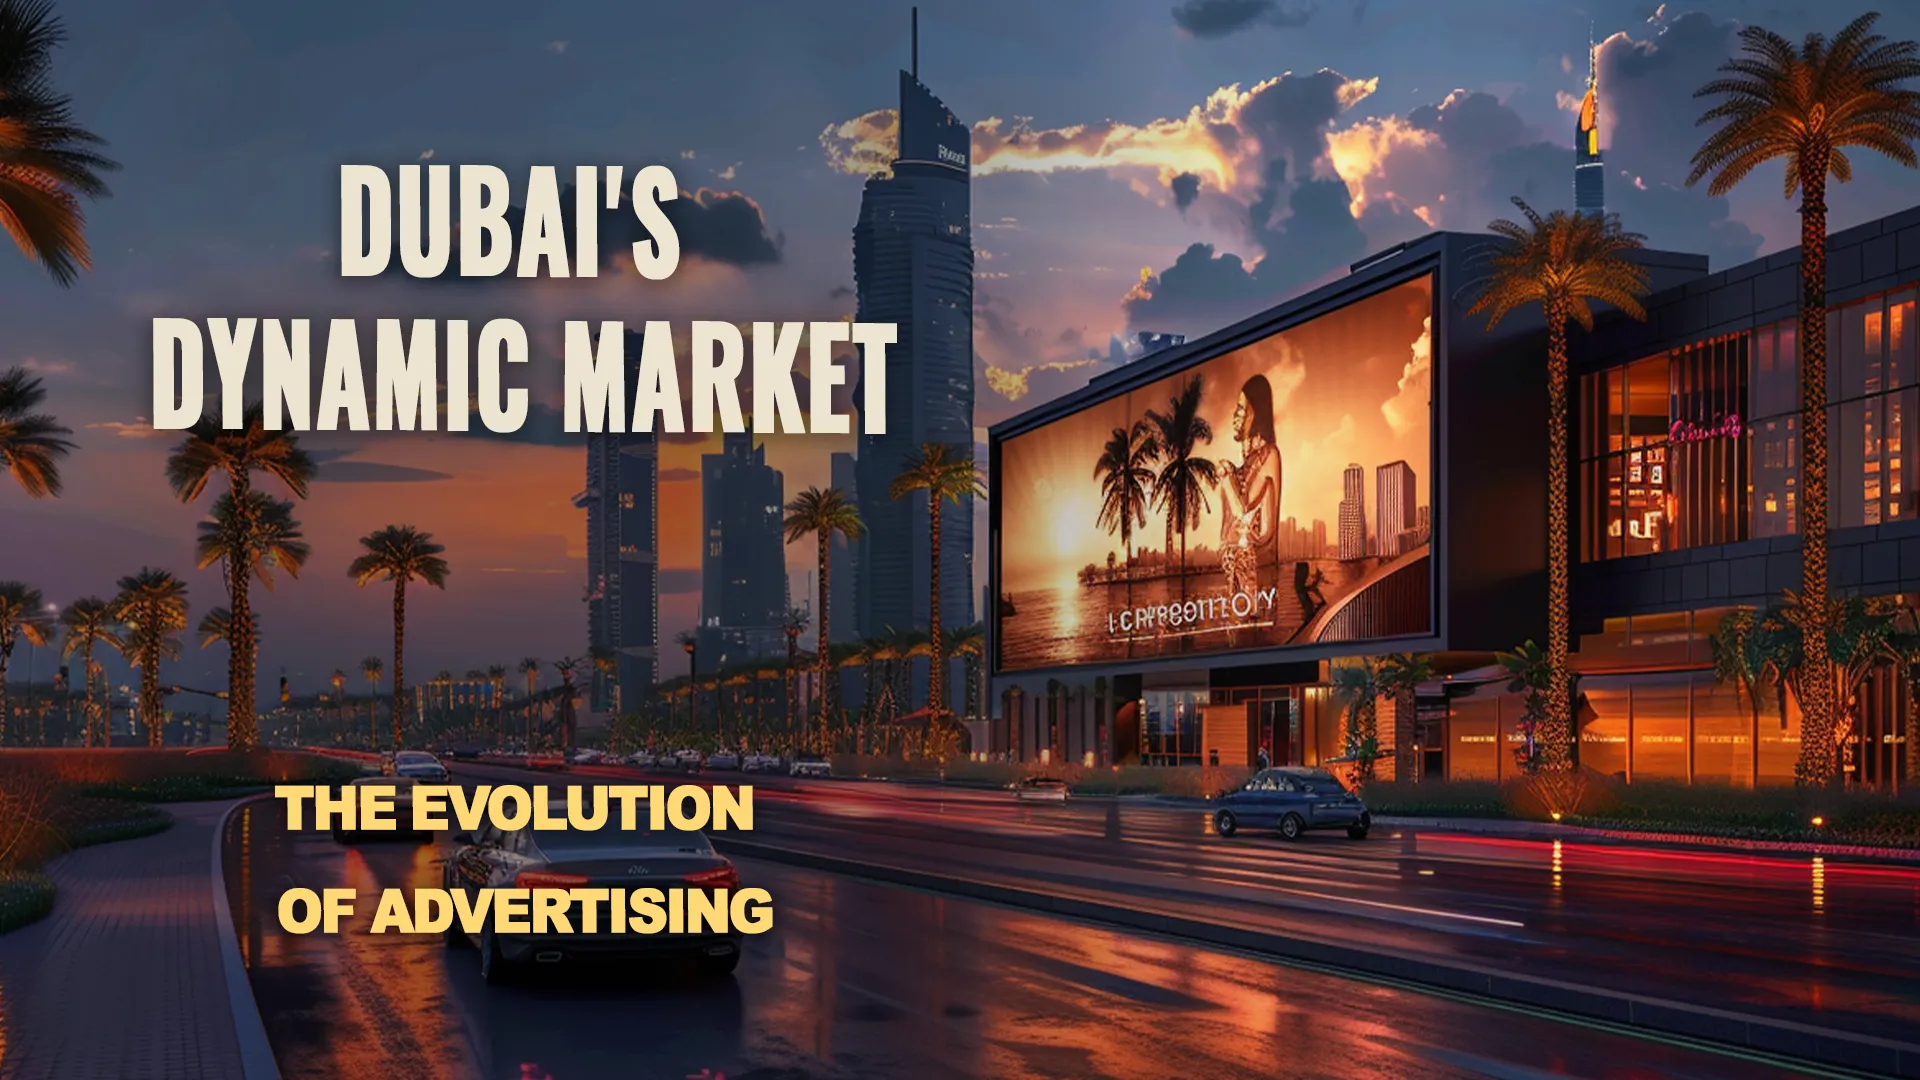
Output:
[
  {"left": 1293, "top": 774, "right": 1348, "bottom": 795},
  {"left": 530, "top": 821, "right": 713, "bottom": 853},
  {"left": 395, "top": 752, "right": 435, "bottom": 764},
  {"left": 796, "top": 754, "right": 825, "bottom": 763}
]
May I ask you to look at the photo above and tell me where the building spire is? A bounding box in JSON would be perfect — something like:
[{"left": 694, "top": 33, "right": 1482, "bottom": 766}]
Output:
[
  {"left": 912, "top": 7, "right": 918, "bottom": 79},
  {"left": 1574, "top": 22, "right": 1605, "bottom": 218}
]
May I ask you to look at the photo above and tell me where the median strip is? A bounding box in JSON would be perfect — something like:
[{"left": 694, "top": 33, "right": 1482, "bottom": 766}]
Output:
[{"left": 712, "top": 836, "right": 1920, "bottom": 1080}]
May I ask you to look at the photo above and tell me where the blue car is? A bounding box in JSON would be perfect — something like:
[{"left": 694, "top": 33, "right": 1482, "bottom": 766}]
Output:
[{"left": 1213, "top": 767, "right": 1371, "bottom": 841}]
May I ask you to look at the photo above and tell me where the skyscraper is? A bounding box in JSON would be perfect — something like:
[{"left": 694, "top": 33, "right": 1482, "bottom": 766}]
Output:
[
  {"left": 1375, "top": 460, "right": 1416, "bottom": 557},
  {"left": 853, "top": 15, "right": 976, "bottom": 641},
  {"left": 1575, "top": 32, "right": 1605, "bottom": 219},
  {"left": 576, "top": 330, "right": 658, "bottom": 714},
  {"left": 697, "top": 432, "right": 789, "bottom": 670},
  {"left": 1338, "top": 463, "right": 1367, "bottom": 560}
]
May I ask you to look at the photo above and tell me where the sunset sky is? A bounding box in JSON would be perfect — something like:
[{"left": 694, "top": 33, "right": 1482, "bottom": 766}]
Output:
[
  {"left": 999, "top": 276, "right": 1431, "bottom": 592},
  {"left": 4, "top": 0, "right": 1918, "bottom": 698}
]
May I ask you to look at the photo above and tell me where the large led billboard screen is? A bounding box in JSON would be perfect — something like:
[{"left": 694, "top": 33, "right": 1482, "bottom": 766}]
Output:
[{"left": 995, "top": 274, "right": 1435, "bottom": 672}]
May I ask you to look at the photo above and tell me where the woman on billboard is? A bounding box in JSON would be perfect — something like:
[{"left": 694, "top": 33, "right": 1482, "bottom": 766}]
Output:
[{"left": 1218, "top": 373, "right": 1280, "bottom": 613}]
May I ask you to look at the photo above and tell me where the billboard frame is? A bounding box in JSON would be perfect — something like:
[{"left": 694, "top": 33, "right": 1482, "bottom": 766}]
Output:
[{"left": 987, "top": 246, "right": 1448, "bottom": 681}]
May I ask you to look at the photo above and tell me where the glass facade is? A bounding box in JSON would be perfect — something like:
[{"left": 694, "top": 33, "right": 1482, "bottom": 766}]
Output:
[{"left": 1141, "top": 690, "right": 1204, "bottom": 765}]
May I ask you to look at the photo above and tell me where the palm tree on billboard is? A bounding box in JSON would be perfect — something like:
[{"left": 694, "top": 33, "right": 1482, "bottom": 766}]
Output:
[
  {"left": 1146, "top": 376, "right": 1217, "bottom": 600},
  {"left": 1095, "top": 420, "right": 1155, "bottom": 581}
]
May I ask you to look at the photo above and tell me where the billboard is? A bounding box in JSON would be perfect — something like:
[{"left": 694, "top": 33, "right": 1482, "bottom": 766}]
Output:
[{"left": 995, "top": 274, "right": 1434, "bottom": 672}]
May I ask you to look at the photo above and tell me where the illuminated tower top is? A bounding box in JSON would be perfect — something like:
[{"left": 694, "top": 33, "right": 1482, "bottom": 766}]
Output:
[{"left": 1575, "top": 28, "right": 1605, "bottom": 219}]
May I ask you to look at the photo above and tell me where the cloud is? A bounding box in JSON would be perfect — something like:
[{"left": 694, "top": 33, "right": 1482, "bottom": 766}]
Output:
[
  {"left": 1171, "top": 0, "right": 1318, "bottom": 38},
  {"left": 312, "top": 461, "right": 455, "bottom": 483},
  {"left": 1382, "top": 316, "right": 1430, "bottom": 436},
  {"left": 85, "top": 419, "right": 169, "bottom": 439},
  {"left": 1170, "top": 171, "right": 1201, "bottom": 211},
  {"left": 545, "top": 40, "right": 568, "bottom": 54},
  {"left": 713, "top": 162, "right": 740, "bottom": 181},
  {"left": 659, "top": 467, "right": 699, "bottom": 482},
  {"left": 418, "top": 149, "right": 435, "bottom": 161},
  {"left": 20, "top": 357, "right": 76, "bottom": 377}
]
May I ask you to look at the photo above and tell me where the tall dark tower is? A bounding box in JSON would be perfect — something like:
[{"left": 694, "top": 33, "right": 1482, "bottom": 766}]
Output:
[
  {"left": 1574, "top": 30, "right": 1605, "bottom": 219},
  {"left": 576, "top": 331, "right": 659, "bottom": 714},
  {"left": 697, "top": 432, "right": 789, "bottom": 669},
  {"left": 853, "top": 9, "right": 976, "bottom": 642}
]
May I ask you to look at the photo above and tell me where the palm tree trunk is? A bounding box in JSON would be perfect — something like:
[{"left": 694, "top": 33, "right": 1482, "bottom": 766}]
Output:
[
  {"left": 928, "top": 497, "right": 943, "bottom": 718},
  {"left": 816, "top": 529, "right": 831, "bottom": 750},
  {"left": 143, "top": 645, "right": 164, "bottom": 750},
  {"left": 391, "top": 579, "right": 407, "bottom": 751},
  {"left": 82, "top": 643, "right": 96, "bottom": 748},
  {"left": 1544, "top": 301, "right": 1573, "bottom": 772},
  {"left": 1796, "top": 168, "right": 1836, "bottom": 787},
  {"left": 0, "top": 639, "right": 11, "bottom": 746},
  {"left": 226, "top": 466, "right": 258, "bottom": 751}
]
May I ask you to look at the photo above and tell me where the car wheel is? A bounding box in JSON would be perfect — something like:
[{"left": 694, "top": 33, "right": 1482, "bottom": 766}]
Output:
[
  {"left": 697, "top": 949, "right": 741, "bottom": 978},
  {"left": 1347, "top": 823, "right": 1371, "bottom": 839},
  {"left": 479, "top": 929, "right": 516, "bottom": 985},
  {"left": 1214, "top": 809, "right": 1238, "bottom": 837},
  {"left": 1279, "top": 813, "right": 1305, "bottom": 840}
]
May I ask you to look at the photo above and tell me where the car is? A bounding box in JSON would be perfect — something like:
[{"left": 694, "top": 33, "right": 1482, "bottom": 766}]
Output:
[
  {"left": 525, "top": 751, "right": 569, "bottom": 771},
  {"left": 707, "top": 752, "right": 740, "bottom": 771},
  {"left": 332, "top": 776, "right": 429, "bottom": 844},
  {"left": 444, "top": 745, "right": 482, "bottom": 761},
  {"left": 789, "top": 753, "right": 831, "bottom": 778},
  {"left": 741, "top": 754, "right": 782, "bottom": 774},
  {"left": 442, "top": 803, "right": 745, "bottom": 983},
  {"left": 392, "top": 750, "right": 450, "bottom": 782},
  {"left": 625, "top": 750, "right": 656, "bottom": 767},
  {"left": 1011, "top": 776, "right": 1070, "bottom": 802},
  {"left": 1212, "top": 767, "right": 1371, "bottom": 840}
]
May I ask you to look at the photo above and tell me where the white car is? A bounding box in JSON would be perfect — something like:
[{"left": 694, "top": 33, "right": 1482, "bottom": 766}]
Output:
[
  {"left": 625, "top": 750, "right": 656, "bottom": 767},
  {"left": 742, "top": 754, "right": 782, "bottom": 773},
  {"left": 789, "top": 754, "right": 831, "bottom": 778},
  {"left": 332, "top": 776, "right": 428, "bottom": 843},
  {"left": 1011, "top": 777, "right": 1070, "bottom": 802}
]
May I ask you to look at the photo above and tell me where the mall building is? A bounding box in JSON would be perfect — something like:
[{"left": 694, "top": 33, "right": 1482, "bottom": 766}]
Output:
[{"left": 985, "top": 203, "right": 1920, "bottom": 789}]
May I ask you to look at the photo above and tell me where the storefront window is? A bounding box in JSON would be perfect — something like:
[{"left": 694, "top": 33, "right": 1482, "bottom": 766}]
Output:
[
  {"left": 1831, "top": 289, "right": 1919, "bottom": 527},
  {"left": 1691, "top": 673, "right": 1753, "bottom": 786},
  {"left": 1632, "top": 675, "right": 1691, "bottom": 781},
  {"left": 1579, "top": 679, "right": 1630, "bottom": 778},
  {"left": 1579, "top": 338, "right": 1747, "bottom": 560},
  {"left": 1142, "top": 690, "right": 1203, "bottom": 765},
  {"left": 1750, "top": 319, "right": 1800, "bottom": 538},
  {"left": 1447, "top": 694, "right": 1500, "bottom": 780}
]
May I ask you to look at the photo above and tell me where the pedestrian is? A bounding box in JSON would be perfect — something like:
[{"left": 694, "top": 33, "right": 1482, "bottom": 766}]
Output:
[{"left": 1256, "top": 745, "right": 1270, "bottom": 770}]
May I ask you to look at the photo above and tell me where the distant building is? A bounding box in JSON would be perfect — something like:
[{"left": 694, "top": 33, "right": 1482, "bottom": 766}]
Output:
[
  {"left": 852, "top": 27, "right": 976, "bottom": 641},
  {"left": 698, "top": 432, "right": 789, "bottom": 670},
  {"left": 1575, "top": 35, "right": 1604, "bottom": 219},
  {"left": 1375, "top": 461, "right": 1416, "bottom": 557},
  {"left": 1337, "top": 463, "right": 1367, "bottom": 560},
  {"left": 1136, "top": 332, "right": 1185, "bottom": 356},
  {"left": 576, "top": 331, "right": 659, "bottom": 713}
]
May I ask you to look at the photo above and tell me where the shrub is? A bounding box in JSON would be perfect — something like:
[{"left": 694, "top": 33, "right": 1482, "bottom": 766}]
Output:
[{"left": 0, "top": 873, "right": 55, "bottom": 935}]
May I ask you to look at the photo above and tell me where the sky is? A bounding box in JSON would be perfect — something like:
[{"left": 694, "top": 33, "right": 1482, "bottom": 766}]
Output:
[{"left": 4, "top": 0, "right": 1919, "bottom": 701}]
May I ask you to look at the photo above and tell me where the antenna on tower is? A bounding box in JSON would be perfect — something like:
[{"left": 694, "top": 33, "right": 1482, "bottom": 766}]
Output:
[
  {"left": 1588, "top": 21, "right": 1597, "bottom": 85},
  {"left": 912, "top": 7, "right": 919, "bottom": 79}
]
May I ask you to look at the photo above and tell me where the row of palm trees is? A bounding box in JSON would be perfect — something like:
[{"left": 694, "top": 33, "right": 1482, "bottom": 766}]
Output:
[{"left": 1094, "top": 375, "right": 1218, "bottom": 585}]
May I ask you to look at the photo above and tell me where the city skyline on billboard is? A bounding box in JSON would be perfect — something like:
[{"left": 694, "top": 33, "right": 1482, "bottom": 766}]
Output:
[{"left": 995, "top": 274, "right": 1434, "bottom": 672}]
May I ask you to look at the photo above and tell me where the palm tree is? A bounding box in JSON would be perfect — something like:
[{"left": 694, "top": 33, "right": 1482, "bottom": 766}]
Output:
[
  {"left": 890, "top": 443, "right": 984, "bottom": 720},
  {"left": 166, "top": 405, "right": 314, "bottom": 750},
  {"left": 360, "top": 656, "right": 383, "bottom": 748},
  {"left": 0, "top": 368, "right": 75, "bottom": 498},
  {"left": 0, "top": 582, "right": 53, "bottom": 744},
  {"left": 553, "top": 655, "right": 581, "bottom": 753},
  {"left": 945, "top": 622, "right": 986, "bottom": 724},
  {"left": 194, "top": 492, "right": 307, "bottom": 738},
  {"left": 1374, "top": 653, "right": 1434, "bottom": 782},
  {"left": 1329, "top": 658, "right": 1383, "bottom": 785},
  {"left": 1688, "top": 13, "right": 1920, "bottom": 785},
  {"left": 110, "top": 568, "right": 189, "bottom": 749},
  {"left": 0, "top": 0, "right": 119, "bottom": 285},
  {"left": 330, "top": 668, "right": 347, "bottom": 738},
  {"left": 1095, "top": 420, "right": 1156, "bottom": 579},
  {"left": 783, "top": 486, "right": 864, "bottom": 735},
  {"left": 1468, "top": 197, "right": 1650, "bottom": 769},
  {"left": 347, "top": 525, "right": 449, "bottom": 751},
  {"left": 196, "top": 607, "right": 232, "bottom": 650},
  {"left": 781, "top": 607, "right": 809, "bottom": 732},
  {"left": 588, "top": 644, "right": 618, "bottom": 714},
  {"left": 1145, "top": 376, "right": 1218, "bottom": 594},
  {"left": 59, "top": 596, "right": 117, "bottom": 747}
]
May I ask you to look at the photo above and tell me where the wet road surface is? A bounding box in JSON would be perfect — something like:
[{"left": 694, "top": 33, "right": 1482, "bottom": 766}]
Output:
[
  {"left": 222, "top": 797, "right": 1838, "bottom": 1080},
  {"left": 460, "top": 762, "right": 1920, "bottom": 1044}
]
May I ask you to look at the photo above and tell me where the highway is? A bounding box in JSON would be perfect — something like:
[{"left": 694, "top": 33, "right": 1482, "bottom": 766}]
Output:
[{"left": 222, "top": 793, "right": 1841, "bottom": 1080}]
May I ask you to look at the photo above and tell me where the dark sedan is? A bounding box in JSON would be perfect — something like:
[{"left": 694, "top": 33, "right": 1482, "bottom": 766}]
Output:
[
  {"left": 442, "top": 810, "right": 744, "bottom": 983},
  {"left": 1213, "top": 767, "right": 1371, "bottom": 840}
]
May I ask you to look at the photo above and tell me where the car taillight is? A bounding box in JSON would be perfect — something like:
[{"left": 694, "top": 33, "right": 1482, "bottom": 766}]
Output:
[
  {"left": 682, "top": 865, "right": 739, "bottom": 890},
  {"left": 515, "top": 871, "right": 590, "bottom": 888}
]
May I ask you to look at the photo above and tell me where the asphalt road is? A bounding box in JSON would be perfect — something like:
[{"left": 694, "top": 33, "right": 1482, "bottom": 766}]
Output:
[
  {"left": 455, "top": 761, "right": 1920, "bottom": 1044},
  {"left": 221, "top": 796, "right": 1837, "bottom": 1080}
]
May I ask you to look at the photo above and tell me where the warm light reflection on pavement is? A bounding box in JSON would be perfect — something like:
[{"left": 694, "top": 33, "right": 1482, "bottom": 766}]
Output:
[{"left": 224, "top": 780, "right": 1863, "bottom": 1080}]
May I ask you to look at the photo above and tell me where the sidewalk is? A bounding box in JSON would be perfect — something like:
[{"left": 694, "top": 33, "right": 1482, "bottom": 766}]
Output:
[{"left": 0, "top": 800, "right": 259, "bottom": 1080}]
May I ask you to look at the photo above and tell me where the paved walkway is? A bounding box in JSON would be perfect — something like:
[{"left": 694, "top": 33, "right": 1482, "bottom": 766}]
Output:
[{"left": 0, "top": 800, "right": 249, "bottom": 1080}]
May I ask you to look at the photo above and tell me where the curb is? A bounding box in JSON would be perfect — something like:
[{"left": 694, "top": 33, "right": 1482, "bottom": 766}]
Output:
[
  {"left": 211, "top": 797, "right": 282, "bottom": 1080},
  {"left": 1376, "top": 815, "right": 1920, "bottom": 865},
  {"left": 715, "top": 836, "right": 1920, "bottom": 1079}
]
